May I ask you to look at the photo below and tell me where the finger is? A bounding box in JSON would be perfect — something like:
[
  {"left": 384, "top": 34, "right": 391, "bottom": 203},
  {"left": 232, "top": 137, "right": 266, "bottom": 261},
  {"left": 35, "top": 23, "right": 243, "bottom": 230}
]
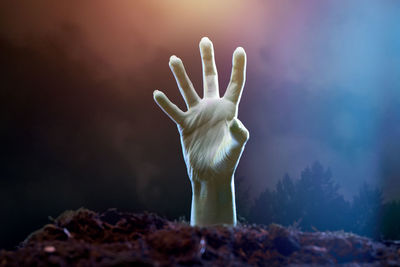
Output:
[
  {"left": 225, "top": 118, "right": 249, "bottom": 166},
  {"left": 224, "top": 47, "right": 247, "bottom": 105},
  {"left": 228, "top": 118, "right": 249, "bottom": 153},
  {"left": 153, "top": 90, "right": 185, "bottom": 125},
  {"left": 199, "top": 37, "right": 219, "bottom": 98},
  {"left": 169, "top": 55, "right": 200, "bottom": 109}
]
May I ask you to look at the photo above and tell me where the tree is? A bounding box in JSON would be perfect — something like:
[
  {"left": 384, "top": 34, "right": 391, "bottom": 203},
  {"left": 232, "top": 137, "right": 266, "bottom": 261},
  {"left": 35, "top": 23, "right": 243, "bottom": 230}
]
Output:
[
  {"left": 381, "top": 200, "right": 400, "bottom": 240},
  {"left": 249, "top": 162, "right": 351, "bottom": 232},
  {"left": 249, "top": 187, "right": 274, "bottom": 225},
  {"left": 351, "top": 183, "right": 383, "bottom": 238},
  {"left": 296, "top": 162, "right": 349, "bottom": 231},
  {"left": 235, "top": 175, "right": 251, "bottom": 220}
]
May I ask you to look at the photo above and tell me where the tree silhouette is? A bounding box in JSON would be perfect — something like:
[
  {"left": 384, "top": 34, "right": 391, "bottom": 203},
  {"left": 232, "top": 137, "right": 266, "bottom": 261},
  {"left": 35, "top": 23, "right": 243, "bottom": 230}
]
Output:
[
  {"left": 249, "top": 187, "right": 274, "bottom": 225},
  {"left": 381, "top": 200, "right": 400, "bottom": 240},
  {"left": 351, "top": 183, "right": 383, "bottom": 238},
  {"left": 235, "top": 176, "right": 251, "bottom": 221},
  {"left": 250, "top": 162, "right": 350, "bottom": 232},
  {"left": 296, "top": 162, "right": 350, "bottom": 231},
  {"left": 249, "top": 162, "right": 400, "bottom": 240}
]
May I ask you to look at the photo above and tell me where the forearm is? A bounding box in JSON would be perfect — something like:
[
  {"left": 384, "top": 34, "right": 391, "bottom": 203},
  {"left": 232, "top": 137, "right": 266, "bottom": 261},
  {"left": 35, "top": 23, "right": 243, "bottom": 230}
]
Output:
[{"left": 190, "top": 177, "right": 237, "bottom": 226}]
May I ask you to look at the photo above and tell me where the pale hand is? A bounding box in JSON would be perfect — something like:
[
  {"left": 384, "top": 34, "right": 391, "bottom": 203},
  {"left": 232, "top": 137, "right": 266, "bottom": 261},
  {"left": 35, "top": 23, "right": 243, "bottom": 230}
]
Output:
[{"left": 153, "top": 37, "right": 249, "bottom": 226}]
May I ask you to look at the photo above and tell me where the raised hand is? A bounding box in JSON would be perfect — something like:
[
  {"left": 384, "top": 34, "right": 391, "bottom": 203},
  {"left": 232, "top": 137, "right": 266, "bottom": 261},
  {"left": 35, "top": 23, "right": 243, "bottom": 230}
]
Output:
[{"left": 153, "top": 37, "right": 249, "bottom": 226}]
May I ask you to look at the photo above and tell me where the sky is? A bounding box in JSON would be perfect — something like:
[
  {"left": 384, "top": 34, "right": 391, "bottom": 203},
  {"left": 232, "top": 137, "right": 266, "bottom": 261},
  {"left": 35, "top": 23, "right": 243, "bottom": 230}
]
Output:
[{"left": 1, "top": 0, "right": 400, "bottom": 248}]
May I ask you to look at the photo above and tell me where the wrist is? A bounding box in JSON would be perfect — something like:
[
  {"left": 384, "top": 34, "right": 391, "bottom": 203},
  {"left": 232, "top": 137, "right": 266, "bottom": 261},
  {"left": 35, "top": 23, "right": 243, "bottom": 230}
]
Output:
[{"left": 190, "top": 176, "right": 236, "bottom": 226}]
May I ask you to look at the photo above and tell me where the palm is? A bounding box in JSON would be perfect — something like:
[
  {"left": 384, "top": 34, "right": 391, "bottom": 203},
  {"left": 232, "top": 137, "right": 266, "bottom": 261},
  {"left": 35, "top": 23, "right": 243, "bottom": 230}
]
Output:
[
  {"left": 154, "top": 37, "right": 249, "bottom": 182},
  {"left": 180, "top": 97, "right": 236, "bottom": 178}
]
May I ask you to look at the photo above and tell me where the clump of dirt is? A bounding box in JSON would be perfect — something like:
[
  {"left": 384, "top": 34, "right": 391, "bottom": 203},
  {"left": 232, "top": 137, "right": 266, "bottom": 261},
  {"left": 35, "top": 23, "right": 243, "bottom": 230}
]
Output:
[{"left": 1, "top": 208, "right": 399, "bottom": 266}]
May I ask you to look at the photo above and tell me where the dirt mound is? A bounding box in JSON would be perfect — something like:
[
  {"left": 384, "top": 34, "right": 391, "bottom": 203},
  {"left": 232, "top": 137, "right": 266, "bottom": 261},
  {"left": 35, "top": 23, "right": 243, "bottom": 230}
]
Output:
[{"left": 1, "top": 208, "right": 399, "bottom": 266}]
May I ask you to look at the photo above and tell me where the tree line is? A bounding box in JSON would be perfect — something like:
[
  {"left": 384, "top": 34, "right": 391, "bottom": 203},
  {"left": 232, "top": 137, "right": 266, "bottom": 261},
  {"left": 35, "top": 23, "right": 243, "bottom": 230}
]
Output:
[{"left": 237, "top": 162, "right": 400, "bottom": 240}]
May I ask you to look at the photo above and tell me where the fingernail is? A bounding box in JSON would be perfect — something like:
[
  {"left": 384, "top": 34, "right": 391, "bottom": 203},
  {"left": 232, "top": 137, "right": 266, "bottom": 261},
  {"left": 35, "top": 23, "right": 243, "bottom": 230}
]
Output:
[
  {"left": 234, "top": 47, "right": 245, "bottom": 55},
  {"left": 169, "top": 55, "right": 181, "bottom": 65}
]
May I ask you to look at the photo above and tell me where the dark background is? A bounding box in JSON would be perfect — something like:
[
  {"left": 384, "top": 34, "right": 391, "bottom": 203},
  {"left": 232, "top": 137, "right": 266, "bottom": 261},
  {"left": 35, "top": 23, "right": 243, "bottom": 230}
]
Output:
[{"left": 1, "top": 0, "right": 400, "bottom": 249}]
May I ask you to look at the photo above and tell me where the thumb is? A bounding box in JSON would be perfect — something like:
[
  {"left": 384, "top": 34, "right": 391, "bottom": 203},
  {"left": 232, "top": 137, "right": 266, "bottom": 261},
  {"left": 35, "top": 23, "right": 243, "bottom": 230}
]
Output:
[
  {"left": 226, "top": 118, "right": 249, "bottom": 164},
  {"left": 229, "top": 118, "right": 249, "bottom": 147}
]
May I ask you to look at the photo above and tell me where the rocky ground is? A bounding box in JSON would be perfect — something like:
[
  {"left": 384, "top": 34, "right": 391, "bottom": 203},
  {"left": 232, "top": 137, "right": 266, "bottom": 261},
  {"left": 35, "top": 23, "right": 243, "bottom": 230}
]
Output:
[{"left": 1, "top": 208, "right": 399, "bottom": 266}]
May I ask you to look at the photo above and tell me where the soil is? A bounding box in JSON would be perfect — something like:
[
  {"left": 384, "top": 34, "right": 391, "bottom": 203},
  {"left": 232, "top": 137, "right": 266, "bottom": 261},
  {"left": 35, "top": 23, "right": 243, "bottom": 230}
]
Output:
[{"left": 1, "top": 208, "right": 399, "bottom": 266}]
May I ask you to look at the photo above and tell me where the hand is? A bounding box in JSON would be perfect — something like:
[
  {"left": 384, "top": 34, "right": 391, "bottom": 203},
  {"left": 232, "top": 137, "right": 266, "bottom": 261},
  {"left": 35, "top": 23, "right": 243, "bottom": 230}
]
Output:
[
  {"left": 153, "top": 37, "right": 249, "bottom": 226},
  {"left": 154, "top": 37, "right": 249, "bottom": 182}
]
